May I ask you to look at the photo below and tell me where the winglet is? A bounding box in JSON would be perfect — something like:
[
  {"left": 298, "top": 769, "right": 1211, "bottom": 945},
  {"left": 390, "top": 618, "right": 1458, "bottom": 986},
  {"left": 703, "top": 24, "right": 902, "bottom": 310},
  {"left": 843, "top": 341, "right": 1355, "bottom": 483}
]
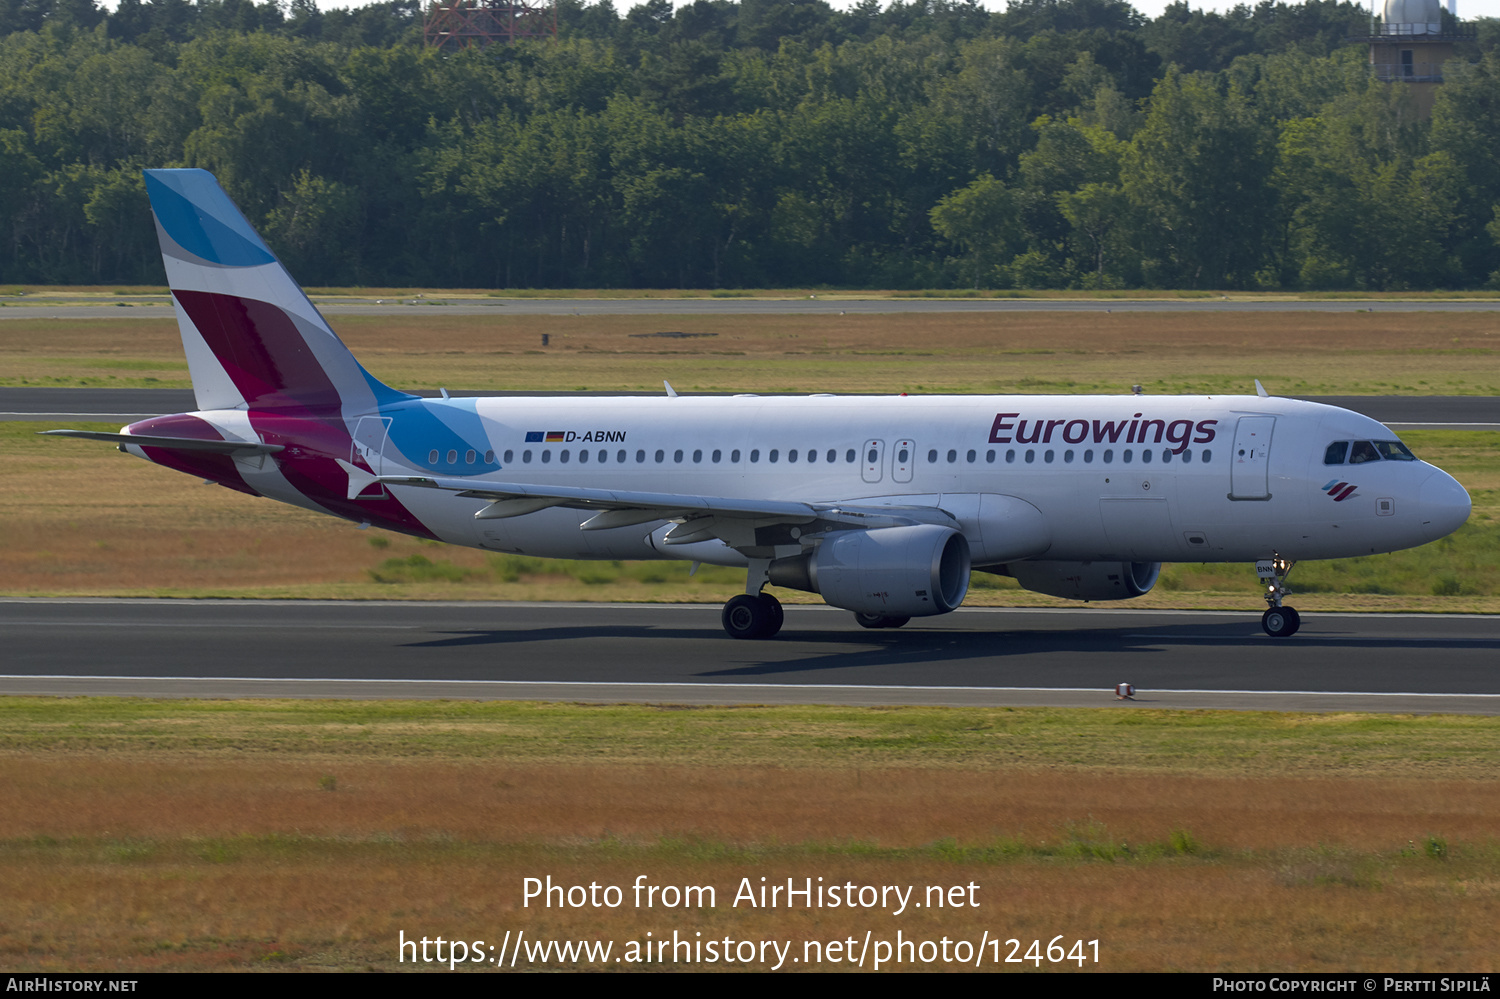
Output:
[
  {"left": 664, "top": 380, "right": 678, "bottom": 398},
  {"left": 1254, "top": 379, "right": 1269, "bottom": 398}
]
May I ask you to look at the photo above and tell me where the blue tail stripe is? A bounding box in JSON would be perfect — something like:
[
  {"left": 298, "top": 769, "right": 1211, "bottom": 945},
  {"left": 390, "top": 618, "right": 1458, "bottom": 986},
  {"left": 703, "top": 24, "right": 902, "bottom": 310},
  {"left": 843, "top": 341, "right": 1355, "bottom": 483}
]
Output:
[{"left": 145, "top": 170, "right": 276, "bottom": 268}]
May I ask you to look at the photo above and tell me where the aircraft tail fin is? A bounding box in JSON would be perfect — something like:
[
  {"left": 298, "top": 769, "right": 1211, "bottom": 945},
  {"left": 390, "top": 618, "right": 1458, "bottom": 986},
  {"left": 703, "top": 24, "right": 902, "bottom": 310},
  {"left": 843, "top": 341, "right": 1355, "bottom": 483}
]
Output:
[{"left": 143, "top": 169, "right": 413, "bottom": 414}]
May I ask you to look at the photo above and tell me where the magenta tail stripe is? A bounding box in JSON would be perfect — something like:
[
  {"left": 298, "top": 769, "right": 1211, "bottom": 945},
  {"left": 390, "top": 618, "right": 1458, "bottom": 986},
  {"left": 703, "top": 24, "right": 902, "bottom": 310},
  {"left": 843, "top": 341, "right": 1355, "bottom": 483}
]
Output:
[{"left": 175, "top": 290, "right": 342, "bottom": 410}]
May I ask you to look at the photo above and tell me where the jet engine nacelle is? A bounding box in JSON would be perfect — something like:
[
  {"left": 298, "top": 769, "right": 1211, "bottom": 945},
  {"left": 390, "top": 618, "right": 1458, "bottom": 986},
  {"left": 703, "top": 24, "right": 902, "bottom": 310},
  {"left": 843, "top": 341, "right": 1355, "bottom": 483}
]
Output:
[
  {"left": 1005, "top": 560, "right": 1161, "bottom": 601},
  {"left": 769, "top": 524, "right": 971, "bottom": 617}
]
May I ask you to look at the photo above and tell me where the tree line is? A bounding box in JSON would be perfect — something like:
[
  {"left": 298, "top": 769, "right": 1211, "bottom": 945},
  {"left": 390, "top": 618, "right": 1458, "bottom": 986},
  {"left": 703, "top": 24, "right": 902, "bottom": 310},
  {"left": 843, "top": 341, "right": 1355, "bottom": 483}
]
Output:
[{"left": 4, "top": 0, "right": 1500, "bottom": 289}]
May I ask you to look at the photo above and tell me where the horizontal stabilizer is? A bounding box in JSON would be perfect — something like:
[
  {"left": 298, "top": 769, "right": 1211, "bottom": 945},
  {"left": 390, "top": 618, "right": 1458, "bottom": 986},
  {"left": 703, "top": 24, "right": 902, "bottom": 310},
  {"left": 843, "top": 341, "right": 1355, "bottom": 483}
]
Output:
[{"left": 40, "top": 429, "right": 283, "bottom": 455}]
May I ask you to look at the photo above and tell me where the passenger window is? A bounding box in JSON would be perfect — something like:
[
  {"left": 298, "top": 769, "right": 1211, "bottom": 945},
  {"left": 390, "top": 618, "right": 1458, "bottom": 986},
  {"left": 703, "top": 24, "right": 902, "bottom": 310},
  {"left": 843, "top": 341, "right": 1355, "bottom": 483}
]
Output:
[
  {"left": 598, "top": 450, "right": 606, "bottom": 463},
  {"left": 806, "top": 449, "right": 816, "bottom": 463},
  {"left": 751, "top": 449, "right": 760, "bottom": 463},
  {"left": 828, "top": 449, "right": 837, "bottom": 463},
  {"left": 1202, "top": 449, "right": 1212, "bottom": 463},
  {"left": 560, "top": 449, "right": 570, "bottom": 463},
  {"left": 897, "top": 447, "right": 910, "bottom": 464},
  {"left": 1349, "top": 441, "right": 1380, "bottom": 464},
  {"left": 1103, "top": 449, "right": 1113, "bottom": 463},
  {"left": 1083, "top": 449, "right": 1093, "bottom": 463},
  {"left": 1064, "top": 449, "right": 1074, "bottom": 463},
  {"left": 617, "top": 450, "right": 626, "bottom": 463},
  {"left": 503, "top": 450, "right": 512, "bottom": 463},
  {"left": 541, "top": 450, "right": 552, "bottom": 464},
  {"left": 1182, "top": 449, "right": 1191, "bottom": 463},
  {"left": 712, "top": 449, "right": 722, "bottom": 463},
  {"left": 769, "top": 449, "right": 779, "bottom": 463},
  {"left": 1141, "top": 449, "right": 1151, "bottom": 464},
  {"left": 465, "top": 449, "right": 476, "bottom": 464},
  {"left": 787, "top": 449, "right": 797, "bottom": 463},
  {"left": 523, "top": 450, "right": 532, "bottom": 463},
  {"left": 947, "top": 449, "right": 957, "bottom": 463},
  {"left": 1044, "top": 449, "right": 1054, "bottom": 463},
  {"left": 655, "top": 449, "right": 665, "bottom": 463},
  {"left": 1122, "top": 450, "right": 1133, "bottom": 464},
  {"left": 1006, "top": 449, "right": 1015, "bottom": 463},
  {"left": 486, "top": 450, "right": 495, "bottom": 464},
  {"left": 447, "top": 449, "right": 458, "bottom": 463},
  {"left": 635, "top": 449, "right": 645, "bottom": 463},
  {"left": 928, "top": 449, "right": 938, "bottom": 463},
  {"left": 1025, "top": 449, "right": 1035, "bottom": 464},
  {"left": 967, "top": 449, "right": 976, "bottom": 463},
  {"left": 732, "top": 449, "right": 741, "bottom": 462},
  {"left": 986, "top": 450, "right": 995, "bottom": 463},
  {"left": 428, "top": 449, "right": 439, "bottom": 464},
  {"left": 1161, "top": 449, "right": 1171, "bottom": 463},
  {"left": 673, "top": 449, "right": 683, "bottom": 463},
  {"left": 846, "top": 449, "right": 856, "bottom": 462},
  {"left": 1324, "top": 441, "right": 1349, "bottom": 465},
  {"left": 578, "top": 449, "right": 588, "bottom": 463}
]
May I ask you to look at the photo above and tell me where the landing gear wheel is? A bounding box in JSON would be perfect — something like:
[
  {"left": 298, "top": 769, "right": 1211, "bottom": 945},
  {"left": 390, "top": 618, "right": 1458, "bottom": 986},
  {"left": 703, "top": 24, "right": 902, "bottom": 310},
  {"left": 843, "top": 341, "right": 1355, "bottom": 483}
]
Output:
[
  {"left": 762, "top": 594, "right": 784, "bottom": 636},
  {"left": 1262, "top": 606, "right": 1301, "bottom": 638},
  {"left": 854, "top": 612, "right": 911, "bottom": 630},
  {"left": 722, "top": 593, "right": 783, "bottom": 639}
]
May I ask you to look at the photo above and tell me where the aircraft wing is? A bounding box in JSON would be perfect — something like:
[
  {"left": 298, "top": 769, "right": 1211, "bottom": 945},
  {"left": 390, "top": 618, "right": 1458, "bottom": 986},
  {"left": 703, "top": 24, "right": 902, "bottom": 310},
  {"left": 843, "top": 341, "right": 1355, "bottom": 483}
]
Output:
[{"left": 378, "top": 474, "right": 958, "bottom": 547}]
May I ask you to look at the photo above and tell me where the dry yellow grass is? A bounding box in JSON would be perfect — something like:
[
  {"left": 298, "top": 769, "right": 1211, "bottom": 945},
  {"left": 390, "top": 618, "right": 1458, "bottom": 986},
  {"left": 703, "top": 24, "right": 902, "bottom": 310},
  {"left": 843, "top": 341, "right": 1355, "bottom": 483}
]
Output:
[
  {"left": 3, "top": 310, "right": 1497, "bottom": 393},
  {"left": 2, "top": 756, "right": 1496, "bottom": 972},
  {"left": 6, "top": 760, "right": 1498, "bottom": 850}
]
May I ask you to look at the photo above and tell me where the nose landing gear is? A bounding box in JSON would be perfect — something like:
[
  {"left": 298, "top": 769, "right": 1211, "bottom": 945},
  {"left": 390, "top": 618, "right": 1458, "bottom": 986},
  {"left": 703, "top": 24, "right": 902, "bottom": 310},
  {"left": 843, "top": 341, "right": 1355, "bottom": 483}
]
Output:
[{"left": 1256, "top": 556, "right": 1300, "bottom": 637}]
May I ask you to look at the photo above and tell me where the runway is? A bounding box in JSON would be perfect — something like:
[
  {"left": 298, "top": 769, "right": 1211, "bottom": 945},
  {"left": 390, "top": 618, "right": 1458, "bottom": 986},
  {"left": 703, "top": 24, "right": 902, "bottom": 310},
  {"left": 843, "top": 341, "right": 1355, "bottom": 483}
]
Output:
[
  {"left": 4, "top": 298, "right": 1500, "bottom": 320},
  {"left": 5, "top": 387, "right": 1498, "bottom": 430},
  {"left": 3, "top": 600, "right": 1498, "bottom": 714}
]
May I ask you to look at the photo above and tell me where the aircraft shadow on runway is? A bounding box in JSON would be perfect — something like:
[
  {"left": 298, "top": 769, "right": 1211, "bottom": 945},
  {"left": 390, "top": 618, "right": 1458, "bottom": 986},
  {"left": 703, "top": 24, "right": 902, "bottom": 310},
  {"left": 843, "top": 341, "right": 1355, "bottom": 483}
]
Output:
[{"left": 398, "top": 619, "right": 1500, "bottom": 685}]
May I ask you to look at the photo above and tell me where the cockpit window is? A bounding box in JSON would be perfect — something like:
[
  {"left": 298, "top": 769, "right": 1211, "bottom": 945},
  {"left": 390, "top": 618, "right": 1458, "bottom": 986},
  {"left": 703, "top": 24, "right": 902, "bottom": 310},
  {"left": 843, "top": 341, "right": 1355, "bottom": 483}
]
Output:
[
  {"left": 1375, "top": 440, "right": 1416, "bottom": 461},
  {"left": 1348, "top": 440, "right": 1381, "bottom": 464},
  {"left": 1324, "top": 441, "right": 1349, "bottom": 465}
]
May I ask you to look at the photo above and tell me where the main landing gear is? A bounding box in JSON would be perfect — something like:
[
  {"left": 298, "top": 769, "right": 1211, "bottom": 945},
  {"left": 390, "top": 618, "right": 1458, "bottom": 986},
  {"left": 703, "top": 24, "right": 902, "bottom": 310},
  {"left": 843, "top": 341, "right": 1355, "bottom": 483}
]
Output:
[
  {"left": 1256, "top": 556, "right": 1301, "bottom": 637},
  {"left": 722, "top": 593, "right": 784, "bottom": 640}
]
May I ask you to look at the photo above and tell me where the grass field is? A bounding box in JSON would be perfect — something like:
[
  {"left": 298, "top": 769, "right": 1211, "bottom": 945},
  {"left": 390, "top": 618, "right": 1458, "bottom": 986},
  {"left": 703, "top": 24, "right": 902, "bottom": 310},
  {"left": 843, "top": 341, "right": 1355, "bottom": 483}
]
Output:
[
  {"left": 1, "top": 699, "right": 1496, "bottom": 972},
  {"left": 3, "top": 310, "right": 1499, "bottom": 395}
]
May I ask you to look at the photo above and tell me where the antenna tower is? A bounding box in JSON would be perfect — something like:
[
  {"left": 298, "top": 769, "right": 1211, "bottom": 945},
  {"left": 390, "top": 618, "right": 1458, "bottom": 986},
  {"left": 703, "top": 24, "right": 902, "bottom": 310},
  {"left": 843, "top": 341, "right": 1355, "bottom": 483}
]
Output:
[{"left": 424, "top": 0, "right": 556, "bottom": 50}]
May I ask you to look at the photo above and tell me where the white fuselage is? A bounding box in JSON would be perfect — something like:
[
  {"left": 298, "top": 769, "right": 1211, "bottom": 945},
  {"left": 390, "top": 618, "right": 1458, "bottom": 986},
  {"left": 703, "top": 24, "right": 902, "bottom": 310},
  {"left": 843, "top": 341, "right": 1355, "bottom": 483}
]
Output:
[{"left": 298, "top": 392, "right": 1470, "bottom": 569}]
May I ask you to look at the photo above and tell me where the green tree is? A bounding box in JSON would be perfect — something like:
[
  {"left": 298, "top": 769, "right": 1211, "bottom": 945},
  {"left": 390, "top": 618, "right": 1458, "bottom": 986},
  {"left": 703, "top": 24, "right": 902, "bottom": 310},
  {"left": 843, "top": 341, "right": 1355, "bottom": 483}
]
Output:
[
  {"left": 1121, "top": 69, "right": 1276, "bottom": 287},
  {"left": 930, "top": 173, "right": 1018, "bottom": 288}
]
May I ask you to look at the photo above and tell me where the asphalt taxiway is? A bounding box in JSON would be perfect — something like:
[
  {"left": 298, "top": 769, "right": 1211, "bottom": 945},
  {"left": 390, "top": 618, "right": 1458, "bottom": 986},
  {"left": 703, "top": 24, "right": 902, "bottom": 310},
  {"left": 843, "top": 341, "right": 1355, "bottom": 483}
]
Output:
[
  {"left": 3, "top": 600, "right": 1497, "bottom": 714},
  {"left": 4, "top": 298, "right": 1500, "bottom": 320},
  {"left": 5, "top": 387, "right": 1499, "bottom": 431}
]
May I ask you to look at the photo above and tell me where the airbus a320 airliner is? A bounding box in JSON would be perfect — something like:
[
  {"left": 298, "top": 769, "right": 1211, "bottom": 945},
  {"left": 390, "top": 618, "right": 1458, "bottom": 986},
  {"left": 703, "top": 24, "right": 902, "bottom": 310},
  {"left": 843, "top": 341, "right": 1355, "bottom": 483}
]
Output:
[{"left": 47, "top": 170, "right": 1472, "bottom": 639}]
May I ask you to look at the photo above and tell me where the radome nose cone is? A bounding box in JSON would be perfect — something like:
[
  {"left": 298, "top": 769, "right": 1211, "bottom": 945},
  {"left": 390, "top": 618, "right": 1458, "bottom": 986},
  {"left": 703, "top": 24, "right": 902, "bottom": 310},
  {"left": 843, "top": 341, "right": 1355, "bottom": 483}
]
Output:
[{"left": 1420, "top": 470, "right": 1471, "bottom": 542}]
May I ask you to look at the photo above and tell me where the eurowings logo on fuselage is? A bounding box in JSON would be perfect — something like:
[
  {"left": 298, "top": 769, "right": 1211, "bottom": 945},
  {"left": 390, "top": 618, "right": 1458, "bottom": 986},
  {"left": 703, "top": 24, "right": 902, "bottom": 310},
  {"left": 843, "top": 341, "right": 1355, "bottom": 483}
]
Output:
[
  {"left": 989, "top": 413, "right": 1219, "bottom": 454},
  {"left": 1323, "top": 480, "right": 1358, "bottom": 501}
]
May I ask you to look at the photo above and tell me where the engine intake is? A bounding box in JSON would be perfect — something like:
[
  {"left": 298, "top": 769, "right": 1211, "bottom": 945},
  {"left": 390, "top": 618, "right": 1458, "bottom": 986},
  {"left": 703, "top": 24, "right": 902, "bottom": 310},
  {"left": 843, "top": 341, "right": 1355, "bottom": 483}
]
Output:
[{"left": 769, "top": 524, "right": 971, "bottom": 617}]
